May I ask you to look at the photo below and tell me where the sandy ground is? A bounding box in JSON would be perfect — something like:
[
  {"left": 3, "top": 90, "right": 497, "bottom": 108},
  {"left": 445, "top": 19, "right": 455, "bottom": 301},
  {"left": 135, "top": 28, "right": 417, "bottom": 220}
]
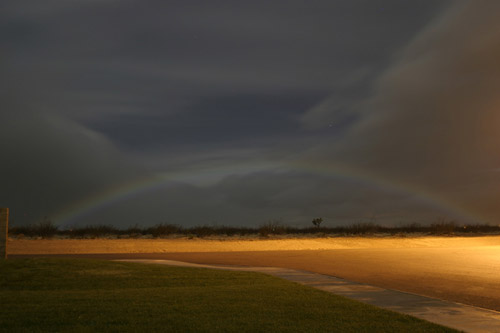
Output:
[{"left": 8, "top": 236, "right": 500, "bottom": 311}]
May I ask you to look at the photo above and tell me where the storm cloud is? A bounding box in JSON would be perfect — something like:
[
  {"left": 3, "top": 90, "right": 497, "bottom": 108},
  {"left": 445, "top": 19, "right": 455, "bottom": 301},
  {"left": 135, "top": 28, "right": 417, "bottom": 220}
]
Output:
[
  {"left": 6, "top": 0, "right": 495, "bottom": 228},
  {"left": 316, "top": 0, "right": 500, "bottom": 223}
]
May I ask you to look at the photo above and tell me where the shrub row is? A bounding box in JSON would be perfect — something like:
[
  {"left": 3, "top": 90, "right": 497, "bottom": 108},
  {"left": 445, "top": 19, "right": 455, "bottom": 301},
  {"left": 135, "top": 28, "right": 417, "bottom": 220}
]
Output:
[{"left": 8, "top": 219, "right": 500, "bottom": 239}]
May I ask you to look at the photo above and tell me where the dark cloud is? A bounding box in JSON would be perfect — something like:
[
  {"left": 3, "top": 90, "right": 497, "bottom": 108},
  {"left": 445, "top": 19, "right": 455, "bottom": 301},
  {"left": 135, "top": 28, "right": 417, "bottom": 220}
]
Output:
[
  {"left": 2, "top": 0, "right": 445, "bottom": 126},
  {"left": 2, "top": 0, "right": 461, "bottom": 227},
  {"left": 0, "top": 76, "right": 142, "bottom": 225},
  {"left": 318, "top": 0, "right": 500, "bottom": 223},
  {"left": 0, "top": 110, "right": 138, "bottom": 224},
  {"left": 85, "top": 92, "right": 323, "bottom": 151}
]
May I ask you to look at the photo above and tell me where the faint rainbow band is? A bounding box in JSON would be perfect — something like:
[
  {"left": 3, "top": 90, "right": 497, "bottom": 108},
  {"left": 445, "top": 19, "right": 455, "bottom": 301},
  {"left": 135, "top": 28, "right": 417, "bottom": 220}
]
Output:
[{"left": 53, "top": 161, "right": 480, "bottom": 228}]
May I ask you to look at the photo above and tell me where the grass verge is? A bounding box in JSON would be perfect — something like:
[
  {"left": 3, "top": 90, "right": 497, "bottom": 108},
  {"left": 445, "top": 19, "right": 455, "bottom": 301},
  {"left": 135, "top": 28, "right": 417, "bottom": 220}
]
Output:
[{"left": 0, "top": 258, "right": 458, "bottom": 332}]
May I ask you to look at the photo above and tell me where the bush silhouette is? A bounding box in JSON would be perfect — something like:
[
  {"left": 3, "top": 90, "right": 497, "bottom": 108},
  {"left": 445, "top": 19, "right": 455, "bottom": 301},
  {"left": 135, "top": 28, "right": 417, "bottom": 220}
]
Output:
[{"left": 312, "top": 218, "right": 323, "bottom": 228}]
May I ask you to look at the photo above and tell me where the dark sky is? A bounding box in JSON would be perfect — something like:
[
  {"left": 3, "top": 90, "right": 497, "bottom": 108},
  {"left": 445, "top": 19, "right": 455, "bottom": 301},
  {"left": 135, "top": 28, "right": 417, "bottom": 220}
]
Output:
[{"left": 3, "top": 0, "right": 500, "bottom": 228}]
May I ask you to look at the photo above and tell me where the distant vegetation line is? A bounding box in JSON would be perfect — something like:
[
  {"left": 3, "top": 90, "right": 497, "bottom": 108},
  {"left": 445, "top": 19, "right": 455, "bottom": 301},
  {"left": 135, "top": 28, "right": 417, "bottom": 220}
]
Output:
[{"left": 8, "top": 218, "right": 500, "bottom": 239}]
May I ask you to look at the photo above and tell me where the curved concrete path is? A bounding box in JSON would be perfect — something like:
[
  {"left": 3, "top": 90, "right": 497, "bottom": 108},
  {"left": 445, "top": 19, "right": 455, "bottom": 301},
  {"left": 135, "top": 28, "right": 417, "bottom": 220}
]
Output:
[{"left": 119, "top": 259, "right": 500, "bottom": 333}]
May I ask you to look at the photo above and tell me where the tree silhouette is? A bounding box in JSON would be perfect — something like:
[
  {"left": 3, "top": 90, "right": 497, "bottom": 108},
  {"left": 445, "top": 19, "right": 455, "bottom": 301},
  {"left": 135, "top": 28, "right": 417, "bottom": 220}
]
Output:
[{"left": 312, "top": 217, "right": 323, "bottom": 228}]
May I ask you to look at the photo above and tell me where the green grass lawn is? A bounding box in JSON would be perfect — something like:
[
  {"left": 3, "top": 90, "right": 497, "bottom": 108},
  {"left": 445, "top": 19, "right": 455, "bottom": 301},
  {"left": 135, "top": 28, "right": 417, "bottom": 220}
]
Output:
[{"left": 0, "top": 258, "right": 457, "bottom": 332}]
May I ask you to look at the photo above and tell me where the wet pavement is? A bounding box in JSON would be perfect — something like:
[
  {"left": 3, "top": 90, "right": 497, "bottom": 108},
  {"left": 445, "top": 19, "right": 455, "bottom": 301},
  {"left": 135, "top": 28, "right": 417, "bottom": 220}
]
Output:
[{"left": 119, "top": 259, "right": 500, "bottom": 333}]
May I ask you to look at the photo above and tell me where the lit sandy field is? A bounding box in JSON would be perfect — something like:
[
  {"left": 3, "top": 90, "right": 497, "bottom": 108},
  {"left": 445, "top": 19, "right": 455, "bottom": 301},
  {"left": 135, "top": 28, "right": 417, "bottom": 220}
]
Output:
[{"left": 9, "top": 236, "right": 500, "bottom": 311}]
